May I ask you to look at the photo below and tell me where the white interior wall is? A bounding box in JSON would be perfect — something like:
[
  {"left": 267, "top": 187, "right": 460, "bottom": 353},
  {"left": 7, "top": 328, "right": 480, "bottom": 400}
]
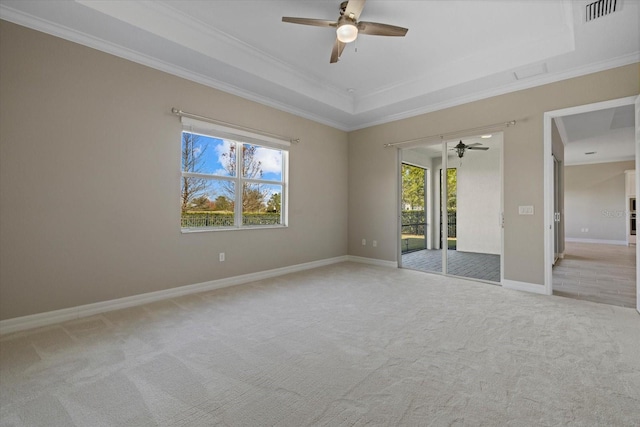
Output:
[
  {"left": 453, "top": 135, "right": 502, "bottom": 255},
  {"left": 564, "top": 160, "right": 633, "bottom": 243}
]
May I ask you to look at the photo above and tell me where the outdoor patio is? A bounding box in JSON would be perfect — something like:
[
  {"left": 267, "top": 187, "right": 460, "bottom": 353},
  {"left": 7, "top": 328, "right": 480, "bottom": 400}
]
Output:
[{"left": 401, "top": 249, "right": 501, "bottom": 283}]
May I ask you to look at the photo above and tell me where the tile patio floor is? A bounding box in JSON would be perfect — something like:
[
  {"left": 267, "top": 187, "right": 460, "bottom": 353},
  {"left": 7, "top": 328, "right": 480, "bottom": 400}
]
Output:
[{"left": 401, "top": 249, "right": 501, "bottom": 283}]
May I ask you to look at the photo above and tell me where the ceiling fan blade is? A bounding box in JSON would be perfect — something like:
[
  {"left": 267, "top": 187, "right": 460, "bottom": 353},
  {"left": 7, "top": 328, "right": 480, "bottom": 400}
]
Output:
[
  {"left": 467, "top": 146, "right": 490, "bottom": 150},
  {"left": 344, "top": 0, "right": 366, "bottom": 20},
  {"left": 466, "top": 142, "right": 482, "bottom": 147},
  {"left": 357, "top": 21, "right": 408, "bottom": 37},
  {"left": 282, "top": 17, "right": 336, "bottom": 28},
  {"left": 330, "top": 38, "right": 346, "bottom": 63}
]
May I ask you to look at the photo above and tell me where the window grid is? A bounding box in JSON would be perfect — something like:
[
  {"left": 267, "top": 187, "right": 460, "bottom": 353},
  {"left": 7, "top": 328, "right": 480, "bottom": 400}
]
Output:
[{"left": 180, "top": 130, "right": 288, "bottom": 231}]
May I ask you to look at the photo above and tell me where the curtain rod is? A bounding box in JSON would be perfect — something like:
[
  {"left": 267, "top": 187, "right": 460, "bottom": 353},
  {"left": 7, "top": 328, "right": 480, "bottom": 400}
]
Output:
[
  {"left": 383, "top": 120, "right": 516, "bottom": 148},
  {"left": 171, "top": 108, "right": 300, "bottom": 144}
]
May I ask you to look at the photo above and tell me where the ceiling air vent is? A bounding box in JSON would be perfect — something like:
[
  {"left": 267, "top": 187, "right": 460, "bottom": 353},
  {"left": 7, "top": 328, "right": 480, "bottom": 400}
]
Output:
[{"left": 586, "top": 0, "right": 619, "bottom": 22}]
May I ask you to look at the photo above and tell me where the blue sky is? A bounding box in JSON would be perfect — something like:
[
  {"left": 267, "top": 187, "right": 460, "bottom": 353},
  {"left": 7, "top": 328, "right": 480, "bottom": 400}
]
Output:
[
  {"left": 183, "top": 132, "right": 283, "bottom": 206},
  {"left": 188, "top": 133, "right": 283, "bottom": 181}
]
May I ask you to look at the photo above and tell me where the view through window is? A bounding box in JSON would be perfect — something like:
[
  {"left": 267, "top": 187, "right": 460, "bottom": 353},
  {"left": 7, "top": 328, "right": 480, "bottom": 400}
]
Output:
[{"left": 180, "top": 129, "right": 288, "bottom": 231}]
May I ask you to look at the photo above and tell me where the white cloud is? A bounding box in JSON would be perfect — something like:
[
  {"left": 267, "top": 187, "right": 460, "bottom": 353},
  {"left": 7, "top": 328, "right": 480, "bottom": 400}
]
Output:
[
  {"left": 253, "top": 147, "right": 281, "bottom": 174},
  {"left": 212, "top": 141, "right": 282, "bottom": 177}
]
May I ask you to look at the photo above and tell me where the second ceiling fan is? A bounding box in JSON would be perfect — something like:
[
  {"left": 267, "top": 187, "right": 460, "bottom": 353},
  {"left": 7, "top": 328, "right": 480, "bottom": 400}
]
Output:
[
  {"left": 451, "top": 141, "right": 490, "bottom": 158},
  {"left": 282, "top": 0, "right": 408, "bottom": 63}
]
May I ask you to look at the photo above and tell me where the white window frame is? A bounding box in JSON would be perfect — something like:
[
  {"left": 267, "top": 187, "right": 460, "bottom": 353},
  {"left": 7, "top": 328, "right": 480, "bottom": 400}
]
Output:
[{"left": 180, "top": 117, "right": 289, "bottom": 233}]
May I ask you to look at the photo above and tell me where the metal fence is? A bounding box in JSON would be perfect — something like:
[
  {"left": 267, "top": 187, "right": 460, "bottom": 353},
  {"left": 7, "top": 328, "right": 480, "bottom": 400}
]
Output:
[
  {"left": 401, "top": 211, "right": 426, "bottom": 236},
  {"left": 181, "top": 213, "right": 281, "bottom": 228},
  {"left": 447, "top": 212, "right": 456, "bottom": 237},
  {"left": 401, "top": 211, "right": 456, "bottom": 237}
]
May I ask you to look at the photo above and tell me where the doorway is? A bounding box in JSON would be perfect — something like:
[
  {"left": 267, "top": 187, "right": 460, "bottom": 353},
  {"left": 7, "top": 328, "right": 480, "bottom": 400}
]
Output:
[{"left": 543, "top": 96, "right": 639, "bottom": 311}]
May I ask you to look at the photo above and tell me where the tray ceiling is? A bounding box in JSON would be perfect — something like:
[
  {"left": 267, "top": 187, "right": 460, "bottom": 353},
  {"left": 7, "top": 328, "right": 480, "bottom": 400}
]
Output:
[{"left": 1, "top": 0, "right": 638, "bottom": 130}]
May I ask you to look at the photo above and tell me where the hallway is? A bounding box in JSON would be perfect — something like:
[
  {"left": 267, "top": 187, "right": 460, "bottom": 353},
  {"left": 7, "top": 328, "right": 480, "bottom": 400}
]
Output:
[{"left": 553, "top": 242, "right": 636, "bottom": 308}]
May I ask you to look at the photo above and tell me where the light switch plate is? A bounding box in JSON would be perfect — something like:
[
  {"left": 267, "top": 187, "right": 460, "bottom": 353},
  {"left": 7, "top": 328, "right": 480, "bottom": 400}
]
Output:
[{"left": 518, "top": 205, "right": 534, "bottom": 215}]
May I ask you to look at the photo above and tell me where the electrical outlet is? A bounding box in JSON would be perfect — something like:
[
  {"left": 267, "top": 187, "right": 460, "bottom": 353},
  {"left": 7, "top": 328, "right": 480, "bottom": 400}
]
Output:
[
  {"left": 372, "top": 240, "right": 377, "bottom": 247},
  {"left": 362, "top": 239, "right": 366, "bottom": 246},
  {"left": 219, "top": 252, "right": 225, "bottom": 262}
]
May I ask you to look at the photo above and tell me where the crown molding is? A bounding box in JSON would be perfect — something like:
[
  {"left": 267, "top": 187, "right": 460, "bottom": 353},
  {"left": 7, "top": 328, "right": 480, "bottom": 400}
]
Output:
[
  {"left": 1, "top": 2, "right": 637, "bottom": 133},
  {"left": 0, "top": 4, "right": 352, "bottom": 131},
  {"left": 565, "top": 156, "right": 636, "bottom": 166},
  {"left": 75, "top": 0, "right": 354, "bottom": 113},
  {"left": 348, "top": 53, "right": 640, "bottom": 131}
]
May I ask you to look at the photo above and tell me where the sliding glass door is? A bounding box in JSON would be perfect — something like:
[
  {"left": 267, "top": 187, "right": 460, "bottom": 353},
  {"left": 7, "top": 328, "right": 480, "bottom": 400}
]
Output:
[{"left": 400, "top": 134, "right": 503, "bottom": 284}]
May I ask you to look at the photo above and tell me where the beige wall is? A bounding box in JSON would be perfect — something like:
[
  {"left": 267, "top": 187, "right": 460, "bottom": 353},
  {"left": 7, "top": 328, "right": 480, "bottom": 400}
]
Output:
[
  {"left": 349, "top": 63, "right": 639, "bottom": 287},
  {"left": 564, "top": 161, "right": 634, "bottom": 242},
  {"left": 0, "top": 21, "right": 349, "bottom": 320},
  {"left": 1, "top": 19, "right": 639, "bottom": 320}
]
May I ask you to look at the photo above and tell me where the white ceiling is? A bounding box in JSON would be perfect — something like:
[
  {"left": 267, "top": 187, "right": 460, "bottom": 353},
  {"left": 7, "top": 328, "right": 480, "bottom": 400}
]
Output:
[
  {"left": 557, "top": 104, "right": 636, "bottom": 165},
  {"left": 0, "top": 0, "right": 638, "bottom": 132}
]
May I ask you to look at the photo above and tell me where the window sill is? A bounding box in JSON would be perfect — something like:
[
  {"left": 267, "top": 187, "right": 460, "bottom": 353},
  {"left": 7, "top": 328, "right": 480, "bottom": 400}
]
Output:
[{"left": 181, "top": 224, "right": 288, "bottom": 234}]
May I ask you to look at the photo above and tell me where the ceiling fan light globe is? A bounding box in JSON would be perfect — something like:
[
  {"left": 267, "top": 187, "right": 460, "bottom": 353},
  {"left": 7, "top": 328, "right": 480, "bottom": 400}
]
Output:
[{"left": 337, "top": 23, "right": 358, "bottom": 43}]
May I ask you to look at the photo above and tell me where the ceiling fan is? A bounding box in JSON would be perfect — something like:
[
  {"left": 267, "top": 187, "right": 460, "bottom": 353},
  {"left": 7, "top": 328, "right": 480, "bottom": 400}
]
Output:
[
  {"left": 451, "top": 141, "right": 489, "bottom": 158},
  {"left": 282, "top": 0, "right": 408, "bottom": 63}
]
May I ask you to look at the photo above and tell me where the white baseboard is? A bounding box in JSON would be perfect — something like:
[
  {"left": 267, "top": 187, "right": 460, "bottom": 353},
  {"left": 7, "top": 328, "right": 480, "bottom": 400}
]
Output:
[
  {"left": 0, "top": 256, "right": 350, "bottom": 335},
  {"left": 347, "top": 256, "right": 398, "bottom": 268},
  {"left": 503, "top": 279, "right": 549, "bottom": 295},
  {"left": 565, "top": 238, "right": 627, "bottom": 246}
]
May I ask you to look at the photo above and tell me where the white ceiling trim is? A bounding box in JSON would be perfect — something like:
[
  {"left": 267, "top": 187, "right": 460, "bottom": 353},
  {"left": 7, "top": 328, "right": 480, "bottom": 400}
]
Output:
[
  {"left": 1, "top": 2, "right": 637, "bottom": 132},
  {"left": 75, "top": 0, "right": 355, "bottom": 113},
  {"left": 351, "top": 53, "right": 640, "bottom": 131},
  {"left": 565, "top": 156, "right": 636, "bottom": 167},
  {"left": 0, "top": 3, "right": 350, "bottom": 130}
]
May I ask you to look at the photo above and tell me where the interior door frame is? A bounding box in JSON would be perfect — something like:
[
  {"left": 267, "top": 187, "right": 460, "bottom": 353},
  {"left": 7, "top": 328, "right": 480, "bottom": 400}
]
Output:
[
  {"left": 553, "top": 155, "right": 561, "bottom": 265},
  {"left": 543, "top": 95, "right": 639, "bottom": 299}
]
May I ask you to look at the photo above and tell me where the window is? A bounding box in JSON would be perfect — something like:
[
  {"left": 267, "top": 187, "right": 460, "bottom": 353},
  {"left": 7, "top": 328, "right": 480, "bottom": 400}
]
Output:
[{"left": 180, "top": 117, "right": 288, "bottom": 231}]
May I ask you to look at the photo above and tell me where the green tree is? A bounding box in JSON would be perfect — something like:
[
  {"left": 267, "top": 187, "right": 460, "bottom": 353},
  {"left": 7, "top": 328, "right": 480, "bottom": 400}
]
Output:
[
  {"left": 181, "top": 132, "right": 208, "bottom": 212},
  {"left": 191, "top": 195, "right": 211, "bottom": 210},
  {"left": 214, "top": 195, "right": 233, "bottom": 212},
  {"left": 266, "top": 193, "right": 281, "bottom": 212},
  {"left": 402, "top": 164, "right": 425, "bottom": 210},
  {"left": 447, "top": 168, "right": 457, "bottom": 213},
  {"left": 243, "top": 185, "right": 265, "bottom": 212}
]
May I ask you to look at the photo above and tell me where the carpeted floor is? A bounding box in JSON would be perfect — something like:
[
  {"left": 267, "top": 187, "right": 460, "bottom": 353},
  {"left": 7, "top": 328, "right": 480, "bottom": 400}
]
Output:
[{"left": 1, "top": 262, "right": 639, "bottom": 426}]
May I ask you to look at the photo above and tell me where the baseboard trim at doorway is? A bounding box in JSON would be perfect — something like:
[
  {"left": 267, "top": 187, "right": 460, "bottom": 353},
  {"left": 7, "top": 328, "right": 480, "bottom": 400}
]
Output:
[
  {"left": 503, "top": 280, "right": 549, "bottom": 295},
  {"left": 565, "top": 238, "right": 627, "bottom": 246}
]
